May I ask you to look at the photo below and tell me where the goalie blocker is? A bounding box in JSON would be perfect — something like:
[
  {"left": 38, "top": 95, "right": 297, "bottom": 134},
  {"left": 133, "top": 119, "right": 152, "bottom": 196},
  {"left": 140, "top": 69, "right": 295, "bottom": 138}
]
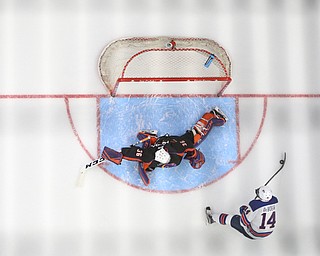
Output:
[{"left": 102, "top": 107, "right": 227, "bottom": 185}]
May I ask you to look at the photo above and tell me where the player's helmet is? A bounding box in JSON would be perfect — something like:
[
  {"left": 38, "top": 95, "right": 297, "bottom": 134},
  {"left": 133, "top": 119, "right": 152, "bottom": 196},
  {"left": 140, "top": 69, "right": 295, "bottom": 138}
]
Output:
[{"left": 255, "top": 186, "right": 273, "bottom": 202}]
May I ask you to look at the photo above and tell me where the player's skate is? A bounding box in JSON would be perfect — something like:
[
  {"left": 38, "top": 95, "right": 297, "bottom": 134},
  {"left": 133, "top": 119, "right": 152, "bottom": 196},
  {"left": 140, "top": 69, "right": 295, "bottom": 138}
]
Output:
[
  {"left": 211, "top": 107, "right": 228, "bottom": 121},
  {"left": 205, "top": 206, "right": 215, "bottom": 224}
]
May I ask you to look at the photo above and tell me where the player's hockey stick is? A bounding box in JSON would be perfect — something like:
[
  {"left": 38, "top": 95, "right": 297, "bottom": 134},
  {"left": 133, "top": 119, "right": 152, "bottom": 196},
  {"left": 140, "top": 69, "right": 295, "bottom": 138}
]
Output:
[
  {"left": 264, "top": 152, "right": 287, "bottom": 186},
  {"left": 254, "top": 152, "right": 287, "bottom": 198},
  {"left": 76, "top": 136, "right": 152, "bottom": 187}
]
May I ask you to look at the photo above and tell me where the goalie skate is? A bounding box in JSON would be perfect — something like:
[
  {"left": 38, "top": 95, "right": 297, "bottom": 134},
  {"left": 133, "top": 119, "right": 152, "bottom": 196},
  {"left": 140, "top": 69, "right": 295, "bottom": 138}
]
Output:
[
  {"left": 205, "top": 206, "right": 215, "bottom": 224},
  {"left": 211, "top": 106, "right": 228, "bottom": 121}
]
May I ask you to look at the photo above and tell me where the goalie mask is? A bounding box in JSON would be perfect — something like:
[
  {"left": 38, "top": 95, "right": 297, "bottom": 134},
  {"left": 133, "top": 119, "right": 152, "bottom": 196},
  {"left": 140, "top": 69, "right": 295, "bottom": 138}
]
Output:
[
  {"left": 154, "top": 147, "right": 171, "bottom": 164},
  {"left": 255, "top": 186, "right": 273, "bottom": 202}
]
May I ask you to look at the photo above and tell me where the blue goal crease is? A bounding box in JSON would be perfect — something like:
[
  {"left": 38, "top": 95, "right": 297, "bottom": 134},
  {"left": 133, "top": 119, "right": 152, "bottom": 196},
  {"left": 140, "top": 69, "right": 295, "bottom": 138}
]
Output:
[{"left": 99, "top": 97, "right": 237, "bottom": 192}]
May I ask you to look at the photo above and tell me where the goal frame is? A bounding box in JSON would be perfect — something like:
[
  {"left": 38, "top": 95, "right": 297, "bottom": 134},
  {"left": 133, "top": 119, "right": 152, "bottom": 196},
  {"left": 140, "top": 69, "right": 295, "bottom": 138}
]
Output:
[{"left": 98, "top": 37, "right": 232, "bottom": 97}]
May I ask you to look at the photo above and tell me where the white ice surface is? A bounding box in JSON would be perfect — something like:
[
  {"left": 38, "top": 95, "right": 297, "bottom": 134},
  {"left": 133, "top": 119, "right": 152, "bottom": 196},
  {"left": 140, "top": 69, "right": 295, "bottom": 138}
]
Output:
[{"left": 0, "top": 1, "right": 320, "bottom": 256}]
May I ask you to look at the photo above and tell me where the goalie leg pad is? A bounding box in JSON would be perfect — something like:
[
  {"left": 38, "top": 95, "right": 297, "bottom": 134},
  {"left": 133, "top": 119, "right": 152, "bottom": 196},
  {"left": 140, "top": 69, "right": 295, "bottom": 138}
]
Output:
[
  {"left": 192, "top": 108, "right": 227, "bottom": 147},
  {"left": 188, "top": 149, "right": 205, "bottom": 169},
  {"left": 192, "top": 112, "right": 215, "bottom": 147},
  {"left": 102, "top": 146, "right": 123, "bottom": 165},
  {"left": 138, "top": 163, "right": 150, "bottom": 186}
]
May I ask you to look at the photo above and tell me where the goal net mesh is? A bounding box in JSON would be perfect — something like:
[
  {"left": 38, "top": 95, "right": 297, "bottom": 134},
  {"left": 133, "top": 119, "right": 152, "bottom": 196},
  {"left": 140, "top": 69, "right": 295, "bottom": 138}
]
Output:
[{"left": 98, "top": 37, "right": 232, "bottom": 97}]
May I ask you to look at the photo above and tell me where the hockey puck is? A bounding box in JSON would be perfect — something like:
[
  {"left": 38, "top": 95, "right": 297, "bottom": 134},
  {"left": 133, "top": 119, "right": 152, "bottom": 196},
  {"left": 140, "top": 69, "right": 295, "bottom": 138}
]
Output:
[{"left": 165, "top": 42, "right": 173, "bottom": 48}]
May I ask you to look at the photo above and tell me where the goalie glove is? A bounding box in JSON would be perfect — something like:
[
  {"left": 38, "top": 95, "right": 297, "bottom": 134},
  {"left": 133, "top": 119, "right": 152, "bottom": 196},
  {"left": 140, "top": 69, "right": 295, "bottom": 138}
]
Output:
[
  {"left": 186, "top": 149, "right": 205, "bottom": 169},
  {"left": 239, "top": 205, "right": 248, "bottom": 213}
]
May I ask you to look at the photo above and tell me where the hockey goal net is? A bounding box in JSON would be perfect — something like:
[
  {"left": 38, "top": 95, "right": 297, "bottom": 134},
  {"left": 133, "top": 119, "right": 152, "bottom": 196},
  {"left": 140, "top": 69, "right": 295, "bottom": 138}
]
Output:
[{"left": 98, "top": 37, "right": 232, "bottom": 97}]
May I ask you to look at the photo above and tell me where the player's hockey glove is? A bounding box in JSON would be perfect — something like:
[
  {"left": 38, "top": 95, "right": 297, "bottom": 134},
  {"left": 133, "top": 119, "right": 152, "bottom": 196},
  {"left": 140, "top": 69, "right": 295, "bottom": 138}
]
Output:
[
  {"left": 239, "top": 205, "right": 250, "bottom": 215},
  {"left": 188, "top": 149, "right": 205, "bottom": 169}
]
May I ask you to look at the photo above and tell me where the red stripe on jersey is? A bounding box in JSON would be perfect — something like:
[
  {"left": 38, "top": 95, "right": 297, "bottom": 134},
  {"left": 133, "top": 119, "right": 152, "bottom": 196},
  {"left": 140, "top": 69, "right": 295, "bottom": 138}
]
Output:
[
  {"left": 241, "top": 212, "right": 250, "bottom": 226},
  {"left": 248, "top": 225, "right": 273, "bottom": 238}
]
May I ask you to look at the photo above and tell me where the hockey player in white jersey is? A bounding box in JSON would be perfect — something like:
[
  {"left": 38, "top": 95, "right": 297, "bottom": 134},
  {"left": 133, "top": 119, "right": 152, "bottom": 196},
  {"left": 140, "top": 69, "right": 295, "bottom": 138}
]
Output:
[{"left": 205, "top": 186, "right": 278, "bottom": 239}]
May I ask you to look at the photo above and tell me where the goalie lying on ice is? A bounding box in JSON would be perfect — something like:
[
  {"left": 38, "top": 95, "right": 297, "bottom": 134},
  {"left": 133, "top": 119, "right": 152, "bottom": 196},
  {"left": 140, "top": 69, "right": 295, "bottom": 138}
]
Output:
[{"left": 102, "top": 107, "right": 227, "bottom": 174}]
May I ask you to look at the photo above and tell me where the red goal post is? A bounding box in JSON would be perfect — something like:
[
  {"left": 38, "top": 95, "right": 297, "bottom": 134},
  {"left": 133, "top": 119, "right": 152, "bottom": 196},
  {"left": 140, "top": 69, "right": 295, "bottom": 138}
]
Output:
[{"left": 98, "top": 37, "right": 232, "bottom": 97}]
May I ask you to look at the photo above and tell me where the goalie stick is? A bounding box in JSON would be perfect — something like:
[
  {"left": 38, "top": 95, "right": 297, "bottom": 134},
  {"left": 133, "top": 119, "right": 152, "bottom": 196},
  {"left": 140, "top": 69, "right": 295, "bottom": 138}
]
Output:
[
  {"left": 76, "top": 157, "right": 107, "bottom": 187},
  {"left": 76, "top": 136, "right": 151, "bottom": 187}
]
